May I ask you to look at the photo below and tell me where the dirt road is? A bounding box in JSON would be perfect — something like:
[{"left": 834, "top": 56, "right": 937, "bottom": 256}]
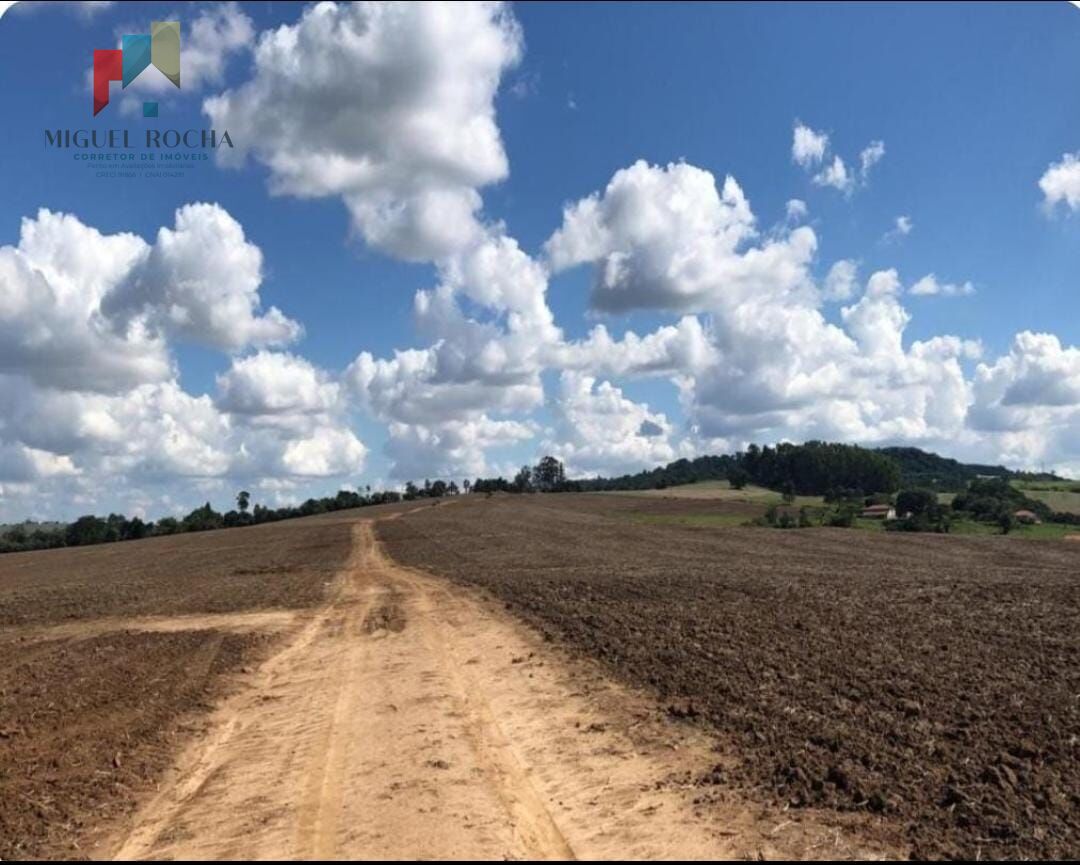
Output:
[{"left": 99, "top": 516, "right": 876, "bottom": 860}]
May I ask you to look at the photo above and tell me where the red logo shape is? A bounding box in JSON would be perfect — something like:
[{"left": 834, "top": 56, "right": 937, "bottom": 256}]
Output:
[{"left": 93, "top": 49, "right": 123, "bottom": 116}]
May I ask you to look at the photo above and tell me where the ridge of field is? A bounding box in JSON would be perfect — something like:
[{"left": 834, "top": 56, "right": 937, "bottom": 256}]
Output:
[{"left": 377, "top": 492, "right": 1080, "bottom": 860}]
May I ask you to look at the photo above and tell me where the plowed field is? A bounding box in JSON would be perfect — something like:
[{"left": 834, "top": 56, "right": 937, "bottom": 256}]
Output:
[{"left": 378, "top": 493, "right": 1080, "bottom": 860}]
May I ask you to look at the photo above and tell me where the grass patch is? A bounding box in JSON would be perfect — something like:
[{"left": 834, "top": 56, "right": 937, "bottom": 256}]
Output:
[
  {"left": 1016, "top": 489, "right": 1080, "bottom": 515},
  {"left": 920, "top": 519, "right": 1075, "bottom": 539},
  {"left": 1013, "top": 479, "right": 1080, "bottom": 492},
  {"left": 1009, "top": 521, "right": 1080, "bottom": 540},
  {"left": 1010, "top": 479, "right": 1080, "bottom": 515}
]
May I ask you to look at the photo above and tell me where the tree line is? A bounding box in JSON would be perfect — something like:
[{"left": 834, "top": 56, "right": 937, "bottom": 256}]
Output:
[
  {"left": 949, "top": 477, "right": 1079, "bottom": 531},
  {"left": 471, "top": 456, "right": 578, "bottom": 494},
  {"left": 0, "top": 486, "right": 408, "bottom": 555},
  {"left": 577, "top": 441, "right": 902, "bottom": 497},
  {"left": 874, "top": 446, "right": 1065, "bottom": 492},
  {"left": 574, "top": 442, "right": 1070, "bottom": 497},
  {"left": 0, "top": 453, "right": 583, "bottom": 556},
  {"left": 882, "top": 477, "right": 1078, "bottom": 534},
  {"left": 3, "top": 445, "right": 1074, "bottom": 554},
  {"left": 757, "top": 476, "right": 1080, "bottom": 534}
]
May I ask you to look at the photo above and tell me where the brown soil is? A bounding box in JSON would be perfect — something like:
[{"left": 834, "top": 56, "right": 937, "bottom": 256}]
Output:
[
  {"left": 0, "top": 509, "right": 371, "bottom": 628},
  {"left": 0, "top": 504, "right": 400, "bottom": 859},
  {"left": 104, "top": 521, "right": 867, "bottom": 861},
  {"left": 0, "top": 628, "right": 267, "bottom": 859},
  {"left": 377, "top": 493, "right": 1080, "bottom": 860},
  {"left": 1, "top": 503, "right": 884, "bottom": 860}
]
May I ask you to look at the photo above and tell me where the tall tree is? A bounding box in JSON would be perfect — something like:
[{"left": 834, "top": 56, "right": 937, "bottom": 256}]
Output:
[
  {"left": 513, "top": 465, "right": 533, "bottom": 493},
  {"left": 533, "top": 455, "right": 566, "bottom": 492}
]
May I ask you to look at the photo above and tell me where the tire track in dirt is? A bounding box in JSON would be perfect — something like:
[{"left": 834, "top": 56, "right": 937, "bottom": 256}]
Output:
[
  {"left": 108, "top": 532, "right": 363, "bottom": 860},
  {"left": 364, "top": 525, "right": 575, "bottom": 860},
  {"left": 293, "top": 568, "right": 374, "bottom": 858},
  {"left": 103, "top": 515, "right": 879, "bottom": 860}
]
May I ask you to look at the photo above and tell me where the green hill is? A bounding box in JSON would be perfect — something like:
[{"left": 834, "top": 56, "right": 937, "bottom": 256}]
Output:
[{"left": 577, "top": 444, "right": 1069, "bottom": 496}]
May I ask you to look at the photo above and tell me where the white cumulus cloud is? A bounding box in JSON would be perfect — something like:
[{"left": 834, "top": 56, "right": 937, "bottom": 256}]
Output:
[
  {"left": 792, "top": 123, "right": 829, "bottom": 167},
  {"left": 1039, "top": 152, "right": 1080, "bottom": 213},
  {"left": 103, "top": 203, "right": 302, "bottom": 352},
  {"left": 216, "top": 351, "right": 342, "bottom": 421},
  {"left": 0, "top": 203, "right": 363, "bottom": 521},
  {"left": 883, "top": 215, "right": 913, "bottom": 243},
  {"left": 909, "top": 274, "right": 976, "bottom": 297},
  {"left": 814, "top": 155, "right": 854, "bottom": 194},
  {"left": 204, "top": 1, "right": 522, "bottom": 261},
  {"left": 541, "top": 372, "right": 680, "bottom": 477},
  {"left": 859, "top": 140, "right": 885, "bottom": 179},
  {"left": 546, "top": 160, "right": 817, "bottom": 313},
  {"left": 0, "top": 209, "right": 168, "bottom": 393},
  {"left": 823, "top": 259, "right": 858, "bottom": 301},
  {"left": 792, "top": 121, "right": 884, "bottom": 195}
]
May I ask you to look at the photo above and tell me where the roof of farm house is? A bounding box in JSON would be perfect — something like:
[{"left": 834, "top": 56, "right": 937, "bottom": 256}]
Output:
[
  {"left": 863, "top": 504, "right": 893, "bottom": 512},
  {"left": 1014, "top": 509, "right": 1039, "bottom": 519}
]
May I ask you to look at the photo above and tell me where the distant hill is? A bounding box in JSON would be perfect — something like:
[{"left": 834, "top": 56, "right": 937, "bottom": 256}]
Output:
[
  {"left": 876, "top": 447, "right": 1067, "bottom": 492},
  {"left": 578, "top": 441, "right": 899, "bottom": 496},
  {"left": 875, "top": 447, "right": 1009, "bottom": 492},
  {"left": 576, "top": 454, "right": 736, "bottom": 492},
  {"left": 576, "top": 444, "right": 1067, "bottom": 495}
]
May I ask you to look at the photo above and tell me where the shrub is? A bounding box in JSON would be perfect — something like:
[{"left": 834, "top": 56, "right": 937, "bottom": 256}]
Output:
[
  {"left": 895, "top": 489, "right": 939, "bottom": 518},
  {"left": 824, "top": 505, "right": 858, "bottom": 528}
]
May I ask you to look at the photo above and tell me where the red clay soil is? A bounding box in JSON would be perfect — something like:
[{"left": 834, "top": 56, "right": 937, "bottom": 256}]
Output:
[{"left": 377, "top": 493, "right": 1080, "bottom": 860}]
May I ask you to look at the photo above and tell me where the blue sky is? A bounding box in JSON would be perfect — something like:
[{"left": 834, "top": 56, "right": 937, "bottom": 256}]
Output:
[{"left": 1, "top": 1, "right": 1079, "bottom": 521}]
